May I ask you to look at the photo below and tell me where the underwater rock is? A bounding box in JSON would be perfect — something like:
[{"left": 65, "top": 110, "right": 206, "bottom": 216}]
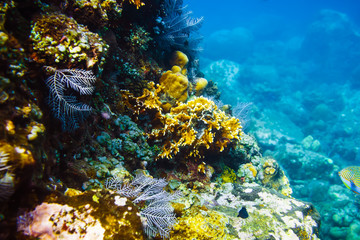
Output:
[
  {"left": 269, "top": 142, "right": 336, "bottom": 181},
  {"left": 300, "top": 9, "right": 360, "bottom": 82},
  {"left": 203, "top": 59, "right": 242, "bottom": 89},
  {"left": 197, "top": 182, "right": 320, "bottom": 239},
  {"left": 251, "top": 108, "right": 304, "bottom": 150}
]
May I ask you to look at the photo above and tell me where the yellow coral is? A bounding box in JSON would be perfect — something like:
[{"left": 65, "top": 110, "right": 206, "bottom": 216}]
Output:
[
  {"left": 170, "top": 207, "right": 229, "bottom": 240},
  {"left": 153, "top": 96, "right": 242, "bottom": 159},
  {"left": 121, "top": 83, "right": 243, "bottom": 160},
  {"left": 128, "top": 0, "right": 145, "bottom": 9},
  {"left": 221, "top": 167, "right": 237, "bottom": 183},
  {"left": 243, "top": 163, "right": 257, "bottom": 178},
  {"left": 159, "top": 68, "right": 189, "bottom": 102},
  {"left": 260, "top": 158, "right": 293, "bottom": 197},
  {"left": 170, "top": 51, "right": 189, "bottom": 70},
  {"left": 194, "top": 77, "right": 208, "bottom": 95}
]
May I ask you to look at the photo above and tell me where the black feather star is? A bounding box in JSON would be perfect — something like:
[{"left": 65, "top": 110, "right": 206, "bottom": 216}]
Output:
[{"left": 44, "top": 67, "right": 96, "bottom": 131}]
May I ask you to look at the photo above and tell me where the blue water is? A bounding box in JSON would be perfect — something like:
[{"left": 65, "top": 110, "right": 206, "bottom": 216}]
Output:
[
  {"left": 185, "top": 1, "right": 360, "bottom": 239},
  {"left": 186, "top": 0, "right": 360, "bottom": 36}
]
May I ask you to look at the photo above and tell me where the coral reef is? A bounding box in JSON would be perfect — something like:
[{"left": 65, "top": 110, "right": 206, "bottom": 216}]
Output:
[
  {"left": 64, "top": 0, "right": 124, "bottom": 26},
  {"left": 197, "top": 182, "right": 320, "bottom": 239},
  {"left": 0, "top": 0, "right": 323, "bottom": 239},
  {"left": 193, "top": 77, "right": 208, "bottom": 96},
  {"left": 123, "top": 84, "right": 243, "bottom": 160},
  {"left": 170, "top": 206, "right": 230, "bottom": 240},
  {"left": 30, "top": 13, "right": 108, "bottom": 69}
]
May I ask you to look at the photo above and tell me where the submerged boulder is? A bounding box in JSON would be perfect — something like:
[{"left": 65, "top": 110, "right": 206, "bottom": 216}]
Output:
[{"left": 196, "top": 182, "right": 320, "bottom": 239}]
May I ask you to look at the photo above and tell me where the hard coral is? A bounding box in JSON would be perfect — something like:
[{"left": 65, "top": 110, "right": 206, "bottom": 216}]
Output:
[
  {"left": 170, "top": 51, "right": 189, "bottom": 71},
  {"left": 194, "top": 77, "right": 208, "bottom": 96},
  {"left": 67, "top": 0, "right": 123, "bottom": 27},
  {"left": 30, "top": 13, "right": 108, "bottom": 69},
  {"left": 159, "top": 67, "right": 189, "bottom": 102},
  {"left": 122, "top": 84, "right": 243, "bottom": 160},
  {"left": 170, "top": 206, "right": 229, "bottom": 240},
  {"left": 155, "top": 96, "right": 242, "bottom": 159},
  {"left": 159, "top": 51, "right": 190, "bottom": 103}
]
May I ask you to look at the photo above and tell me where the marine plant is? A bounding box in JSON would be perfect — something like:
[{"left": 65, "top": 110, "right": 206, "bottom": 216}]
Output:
[
  {"left": 106, "top": 172, "right": 181, "bottom": 239},
  {"left": 45, "top": 67, "right": 96, "bottom": 130}
]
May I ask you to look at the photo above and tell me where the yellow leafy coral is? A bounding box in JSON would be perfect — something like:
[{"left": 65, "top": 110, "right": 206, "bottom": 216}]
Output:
[
  {"left": 154, "top": 96, "right": 242, "bottom": 159},
  {"left": 122, "top": 83, "right": 243, "bottom": 160}
]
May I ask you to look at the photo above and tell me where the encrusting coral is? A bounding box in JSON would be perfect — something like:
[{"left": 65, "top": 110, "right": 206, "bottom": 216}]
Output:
[
  {"left": 30, "top": 13, "right": 108, "bottom": 69},
  {"left": 170, "top": 206, "right": 230, "bottom": 240}
]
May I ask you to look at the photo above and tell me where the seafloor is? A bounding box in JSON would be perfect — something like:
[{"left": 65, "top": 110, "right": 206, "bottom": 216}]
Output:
[{"left": 0, "top": 0, "right": 330, "bottom": 239}]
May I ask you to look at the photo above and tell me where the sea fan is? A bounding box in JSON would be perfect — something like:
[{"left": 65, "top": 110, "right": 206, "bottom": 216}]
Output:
[
  {"left": 45, "top": 67, "right": 96, "bottom": 130},
  {"left": 157, "top": 0, "right": 203, "bottom": 57},
  {"left": 106, "top": 173, "right": 181, "bottom": 239}
]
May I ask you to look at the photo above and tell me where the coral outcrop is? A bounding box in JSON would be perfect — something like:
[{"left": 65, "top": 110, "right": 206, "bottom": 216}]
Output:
[
  {"left": 123, "top": 83, "right": 243, "bottom": 160},
  {"left": 0, "top": 0, "right": 322, "bottom": 239},
  {"left": 30, "top": 13, "right": 108, "bottom": 69},
  {"left": 196, "top": 182, "right": 320, "bottom": 240}
]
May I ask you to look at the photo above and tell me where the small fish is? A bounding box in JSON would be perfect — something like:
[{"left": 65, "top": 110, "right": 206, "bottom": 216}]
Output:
[
  {"left": 339, "top": 166, "right": 360, "bottom": 194},
  {"left": 237, "top": 206, "right": 249, "bottom": 219}
]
